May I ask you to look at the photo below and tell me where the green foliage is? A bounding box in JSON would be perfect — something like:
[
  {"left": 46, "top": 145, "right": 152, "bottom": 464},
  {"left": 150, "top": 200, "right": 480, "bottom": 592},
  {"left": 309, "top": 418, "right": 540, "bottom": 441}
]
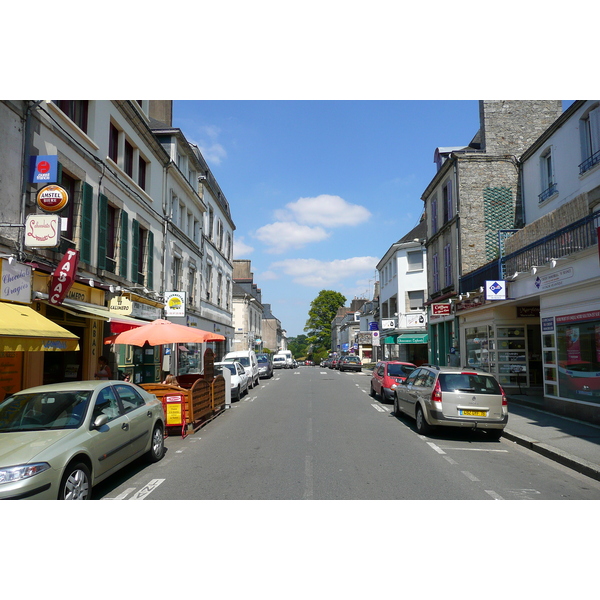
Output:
[
  {"left": 304, "top": 290, "right": 346, "bottom": 350},
  {"left": 288, "top": 334, "right": 309, "bottom": 359}
]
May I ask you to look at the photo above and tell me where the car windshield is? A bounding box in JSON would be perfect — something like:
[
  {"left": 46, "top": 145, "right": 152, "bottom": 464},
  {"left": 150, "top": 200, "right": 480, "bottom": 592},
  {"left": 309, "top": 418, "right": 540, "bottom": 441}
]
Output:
[
  {"left": 258, "top": 357, "right": 269, "bottom": 363},
  {"left": 217, "top": 364, "right": 236, "bottom": 375},
  {"left": 388, "top": 364, "right": 415, "bottom": 377},
  {"left": 225, "top": 357, "right": 250, "bottom": 367},
  {"left": 0, "top": 390, "right": 92, "bottom": 432},
  {"left": 440, "top": 373, "right": 501, "bottom": 394}
]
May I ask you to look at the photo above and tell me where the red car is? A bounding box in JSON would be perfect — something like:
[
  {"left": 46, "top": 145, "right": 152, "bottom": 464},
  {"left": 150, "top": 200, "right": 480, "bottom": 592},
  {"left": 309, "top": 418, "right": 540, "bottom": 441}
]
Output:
[{"left": 370, "top": 361, "right": 417, "bottom": 402}]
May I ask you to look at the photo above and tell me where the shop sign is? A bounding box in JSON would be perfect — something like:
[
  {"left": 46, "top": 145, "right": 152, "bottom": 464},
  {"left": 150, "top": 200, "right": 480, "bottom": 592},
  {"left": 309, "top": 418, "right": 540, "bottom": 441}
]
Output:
[
  {"left": 49, "top": 249, "right": 79, "bottom": 305},
  {"left": 542, "top": 317, "right": 555, "bottom": 332},
  {"left": 368, "top": 321, "right": 379, "bottom": 330},
  {"left": 37, "top": 185, "right": 69, "bottom": 213},
  {"left": 165, "top": 291, "right": 186, "bottom": 317},
  {"left": 556, "top": 310, "right": 600, "bottom": 325},
  {"left": 382, "top": 319, "right": 396, "bottom": 329},
  {"left": 432, "top": 303, "right": 451, "bottom": 315},
  {"left": 109, "top": 296, "right": 132, "bottom": 315},
  {"left": 30, "top": 155, "right": 58, "bottom": 183},
  {"left": 1, "top": 259, "right": 32, "bottom": 304},
  {"left": 24, "top": 214, "right": 61, "bottom": 247},
  {"left": 517, "top": 306, "right": 540, "bottom": 318},
  {"left": 485, "top": 280, "right": 506, "bottom": 300}
]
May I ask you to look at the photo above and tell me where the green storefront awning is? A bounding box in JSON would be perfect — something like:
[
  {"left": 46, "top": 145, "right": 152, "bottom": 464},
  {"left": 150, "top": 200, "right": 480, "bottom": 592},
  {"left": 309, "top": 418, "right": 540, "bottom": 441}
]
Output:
[
  {"left": 397, "top": 333, "right": 428, "bottom": 344},
  {"left": 383, "top": 335, "right": 397, "bottom": 344}
]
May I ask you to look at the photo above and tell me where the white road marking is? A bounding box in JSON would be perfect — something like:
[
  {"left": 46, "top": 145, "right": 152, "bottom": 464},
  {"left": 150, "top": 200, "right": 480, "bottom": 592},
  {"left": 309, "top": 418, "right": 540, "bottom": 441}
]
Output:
[
  {"left": 485, "top": 490, "right": 504, "bottom": 500},
  {"left": 371, "top": 403, "right": 386, "bottom": 412},
  {"left": 439, "top": 447, "right": 508, "bottom": 453},
  {"left": 129, "top": 478, "right": 165, "bottom": 500},
  {"left": 105, "top": 487, "right": 136, "bottom": 500},
  {"left": 462, "top": 471, "right": 480, "bottom": 482},
  {"left": 443, "top": 456, "right": 458, "bottom": 465},
  {"left": 426, "top": 442, "right": 446, "bottom": 454}
]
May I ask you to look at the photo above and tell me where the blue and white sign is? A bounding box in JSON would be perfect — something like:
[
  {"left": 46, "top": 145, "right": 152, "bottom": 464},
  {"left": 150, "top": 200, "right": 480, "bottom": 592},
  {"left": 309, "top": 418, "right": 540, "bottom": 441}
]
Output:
[
  {"left": 485, "top": 280, "right": 506, "bottom": 301},
  {"left": 30, "top": 155, "right": 58, "bottom": 184}
]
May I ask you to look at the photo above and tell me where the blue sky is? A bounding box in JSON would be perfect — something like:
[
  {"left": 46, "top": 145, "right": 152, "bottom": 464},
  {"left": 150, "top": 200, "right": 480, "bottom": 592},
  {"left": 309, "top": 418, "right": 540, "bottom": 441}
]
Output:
[{"left": 171, "top": 100, "right": 483, "bottom": 338}]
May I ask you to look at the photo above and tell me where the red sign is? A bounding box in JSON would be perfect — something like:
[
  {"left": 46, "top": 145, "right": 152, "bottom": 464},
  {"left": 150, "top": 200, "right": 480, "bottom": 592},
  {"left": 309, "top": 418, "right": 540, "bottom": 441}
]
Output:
[
  {"left": 49, "top": 249, "right": 79, "bottom": 305},
  {"left": 432, "top": 303, "right": 451, "bottom": 315}
]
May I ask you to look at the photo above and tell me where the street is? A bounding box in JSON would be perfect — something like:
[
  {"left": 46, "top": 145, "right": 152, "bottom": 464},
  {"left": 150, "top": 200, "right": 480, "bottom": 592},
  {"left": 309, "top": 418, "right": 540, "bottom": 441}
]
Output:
[{"left": 94, "top": 367, "right": 600, "bottom": 501}]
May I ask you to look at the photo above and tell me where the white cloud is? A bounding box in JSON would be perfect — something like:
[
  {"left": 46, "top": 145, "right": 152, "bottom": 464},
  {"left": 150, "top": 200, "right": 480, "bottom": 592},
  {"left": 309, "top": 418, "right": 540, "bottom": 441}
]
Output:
[
  {"left": 254, "top": 222, "right": 330, "bottom": 254},
  {"left": 259, "top": 270, "right": 278, "bottom": 280},
  {"left": 274, "top": 195, "right": 371, "bottom": 228},
  {"left": 191, "top": 125, "right": 227, "bottom": 166},
  {"left": 233, "top": 236, "right": 254, "bottom": 257},
  {"left": 270, "top": 256, "right": 379, "bottom": 287}
]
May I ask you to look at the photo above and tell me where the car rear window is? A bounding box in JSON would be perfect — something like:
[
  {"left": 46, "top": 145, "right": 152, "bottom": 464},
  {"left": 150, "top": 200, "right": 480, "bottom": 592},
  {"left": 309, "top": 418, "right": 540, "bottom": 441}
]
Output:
[
  {"left": 388, "top": 364, "right": 415, "bottom": 377},
  {"left": 439, "top": 373, "right": 501, "bottom": 394}
]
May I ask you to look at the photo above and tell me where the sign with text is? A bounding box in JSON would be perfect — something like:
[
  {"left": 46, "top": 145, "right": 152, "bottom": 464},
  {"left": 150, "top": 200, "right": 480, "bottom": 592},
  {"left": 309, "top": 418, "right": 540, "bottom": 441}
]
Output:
[
  {"left": 30, "top": 155, "right": 58, "bottom": 183},
  {"left": 49, "top": 249, "right": 79, "bottom": 305},
  {"left": 1, "top": 259, "right": 32, "bottom": 304},
  {"left": 25, "top": 214, "right": 61, "bottom": 247},
  {"left": 37, "top": 185, "right": 69, "bottom": 213},
  {"left": 485, "top": 280, "right": 506, "bottom": 300},
  {"left": 164, "top": 291, "right": 186, "bottom": 317},
  {"left": 432, "top": 303, "right": 451, "bottom": 315}
]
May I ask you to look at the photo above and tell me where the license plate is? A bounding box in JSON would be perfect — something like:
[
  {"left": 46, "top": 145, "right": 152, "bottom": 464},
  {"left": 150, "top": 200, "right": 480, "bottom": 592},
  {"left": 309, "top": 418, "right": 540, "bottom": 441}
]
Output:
[{"left": 460, "top": 410, "right": 487, "bottom": 417}]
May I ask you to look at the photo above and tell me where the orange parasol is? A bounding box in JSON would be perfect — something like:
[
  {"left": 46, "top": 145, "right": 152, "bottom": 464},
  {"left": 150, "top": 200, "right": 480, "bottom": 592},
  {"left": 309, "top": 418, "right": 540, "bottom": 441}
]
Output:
[{"left": 104, "top": 319, "right": 225, "bottom": 346}]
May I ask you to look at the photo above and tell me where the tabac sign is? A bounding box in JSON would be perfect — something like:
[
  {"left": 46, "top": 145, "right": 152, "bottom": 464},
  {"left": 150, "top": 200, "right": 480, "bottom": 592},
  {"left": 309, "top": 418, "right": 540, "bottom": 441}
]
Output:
[{"left": 49, "top": 249, "right": 79, "bottom": 305}]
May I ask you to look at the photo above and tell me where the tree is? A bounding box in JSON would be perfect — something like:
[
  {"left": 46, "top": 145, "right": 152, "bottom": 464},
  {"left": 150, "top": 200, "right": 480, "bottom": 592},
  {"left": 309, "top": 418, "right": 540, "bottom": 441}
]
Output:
[
  {"left": 304, "top": 290, "right": 346, "bottom": 351},
  {"left": 288, "top": 334, "right": 309, "bottom": 359}
]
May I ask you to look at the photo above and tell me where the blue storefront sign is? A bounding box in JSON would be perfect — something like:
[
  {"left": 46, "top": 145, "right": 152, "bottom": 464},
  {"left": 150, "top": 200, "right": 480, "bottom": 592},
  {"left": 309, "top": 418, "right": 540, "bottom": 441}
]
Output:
[{"left": 30, "top": 155, "right": 58, "bottom": 183}]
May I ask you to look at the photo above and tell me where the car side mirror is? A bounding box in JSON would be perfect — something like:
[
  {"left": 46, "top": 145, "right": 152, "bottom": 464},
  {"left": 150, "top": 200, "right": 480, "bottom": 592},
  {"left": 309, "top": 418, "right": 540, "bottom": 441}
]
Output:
[{"left": 93, "top": 414, "right": 109, "bottom": 429}]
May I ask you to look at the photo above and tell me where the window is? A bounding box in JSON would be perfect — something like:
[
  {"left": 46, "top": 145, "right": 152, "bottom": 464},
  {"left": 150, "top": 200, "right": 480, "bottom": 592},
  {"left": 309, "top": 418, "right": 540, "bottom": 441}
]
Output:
[
  {"left": 124, "top": 139, "right": 134, "bottom": 177},
  {"left": 217, "top": 273, "right": 223, "bottom": 306},
  {"left": 443, "top": 181, "right": 453, "bottom": 222},
  {"left": 539, "top": 148, "right": 557, "bottom": 202},
  {"left": 580, "top": 106, "right": 600, "bottom": 174},
  {"left": 131, "top": 220, "right": 153, "bottom": 288},
  {"left": 115, "top": 384, "right": 146, "bottom": 413},
  {"left": 54, "top": 101, "right": 89, "bottom": 133},
  {"left": 206, "top": 264, "right": 213, "bottom": 300},
  {"left": 431, "top": 196, "right": 438, "bottom": 235},
  {"left": 444, "top": 243, "right": 453, "bottom": 287},
  {"left": 188, "top": 268, "right": 196, "bottom": 304},
  {"left": 408, "top": 290, "right": 424, "bottom": 311},
  {"left": 208, "top": 208, "right": 214, "bottom": 241},
  {"left": 407, "top": 251, "right": 423, "bottom": 271},
  {"left": 138, "top": 156, "right": 147, "bottom": 190},
  {"left": 432, "top": 253, "right": 439, "bottom": 293},
  {"left": 172, "top": 256, "right": 181, "bottom": 290},
  {"left": 109, "top": 123, "right": 119, "bottom": 163},
  {"left": 217, "top": 220, "right": 224, "bottom": 251},
  {"left": 104, "top": 203, "right": 117, "bottom": 273}
]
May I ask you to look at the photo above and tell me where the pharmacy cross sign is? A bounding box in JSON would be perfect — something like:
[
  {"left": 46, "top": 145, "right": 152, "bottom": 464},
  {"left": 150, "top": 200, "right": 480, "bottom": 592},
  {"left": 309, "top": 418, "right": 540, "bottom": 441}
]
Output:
[{"left": 485, "top": 280, "right": 506, "bottom": 301}]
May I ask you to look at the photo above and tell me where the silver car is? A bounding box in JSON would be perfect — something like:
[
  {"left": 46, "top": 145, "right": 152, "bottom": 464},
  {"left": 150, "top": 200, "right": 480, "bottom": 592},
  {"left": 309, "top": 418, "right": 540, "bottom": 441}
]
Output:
[
  {"left": 0, "top": 380, "right": 165, "bottom": 500},
  {"left": 393, "top": 365, "right": 508, "bottom": 439}
]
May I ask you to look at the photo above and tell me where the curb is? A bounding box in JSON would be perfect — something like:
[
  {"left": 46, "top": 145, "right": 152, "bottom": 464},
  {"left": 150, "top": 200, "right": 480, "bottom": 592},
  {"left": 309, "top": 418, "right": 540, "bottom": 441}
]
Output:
[{"left": 502, "top": 429, "right": 600, "bottom": 483}]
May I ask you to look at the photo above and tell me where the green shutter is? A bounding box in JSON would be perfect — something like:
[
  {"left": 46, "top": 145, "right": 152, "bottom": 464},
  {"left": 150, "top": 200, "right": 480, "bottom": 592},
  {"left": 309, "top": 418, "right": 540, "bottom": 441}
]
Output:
[
  {"left": 97, "top": 194, "right": 107, "bottom": 270},
  {"left": 80, "top": 182, "right": 93, "bottom": 263},
  {"left": 146, "top": 229, "right": 154, "bottom": 289},
  {"left": 131, "top": 219, "right": 140, "bottom": 284},
  {"left": 120, "top": 211, "right": 129, "bottom": 278}
]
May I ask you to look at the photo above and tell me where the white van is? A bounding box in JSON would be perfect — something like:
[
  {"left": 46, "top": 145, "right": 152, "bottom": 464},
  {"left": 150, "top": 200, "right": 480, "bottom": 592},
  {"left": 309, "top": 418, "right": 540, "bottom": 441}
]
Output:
[
  {"left": 279, "top": 350, "right": 293, "bottom": 369},
  {"left": 223, "top": 350, "right": 260, "bottom": 388},
  {"left": 272, "top": 354, "right": 287, "bottom": 369}
]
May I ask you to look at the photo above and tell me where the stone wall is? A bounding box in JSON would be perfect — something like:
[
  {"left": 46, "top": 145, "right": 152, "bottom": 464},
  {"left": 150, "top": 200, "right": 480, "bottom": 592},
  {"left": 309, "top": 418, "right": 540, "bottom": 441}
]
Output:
[{"left": 479, "top": 101, "right": 563, "bottom": 157}]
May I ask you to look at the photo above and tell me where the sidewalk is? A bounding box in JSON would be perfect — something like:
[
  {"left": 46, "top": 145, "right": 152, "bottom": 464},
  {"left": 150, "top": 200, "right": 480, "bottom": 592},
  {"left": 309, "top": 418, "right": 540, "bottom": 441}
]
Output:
[{"left": 504, "top": 393, "right": 600, "bottom": 482}]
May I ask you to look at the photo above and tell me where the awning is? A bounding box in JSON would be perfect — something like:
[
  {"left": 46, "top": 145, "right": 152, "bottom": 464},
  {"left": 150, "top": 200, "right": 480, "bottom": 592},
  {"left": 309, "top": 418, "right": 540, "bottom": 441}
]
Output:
[
  {"left": 39, "top": 296, "right": 147, "bottom": 331},
  {"left": 0, "top": 303, "right": 80, "bottom": 352},
  {"left": 383, "top": 335, "right": 398, "bottom": 344},
  {"left": 398, "top": 333, "right": 429, "bottom": 344}
]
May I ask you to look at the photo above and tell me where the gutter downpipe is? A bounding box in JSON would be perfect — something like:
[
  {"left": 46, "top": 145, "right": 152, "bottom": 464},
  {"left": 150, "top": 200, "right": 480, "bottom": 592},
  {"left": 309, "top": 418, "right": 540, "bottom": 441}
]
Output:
[{"left": 453, "top": 156, "right": 461, "bottom": 363}]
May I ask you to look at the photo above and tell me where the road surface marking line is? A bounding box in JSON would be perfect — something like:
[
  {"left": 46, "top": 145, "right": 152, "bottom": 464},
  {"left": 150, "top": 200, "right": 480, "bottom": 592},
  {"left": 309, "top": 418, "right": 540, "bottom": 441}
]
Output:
[
  {"left": 443, "top": 456, "right": 458, "bottom": 465},
  {"left": 129, "top": 478, "right": 165, "bottom": 500},
  {"left": 439, "top": 447, "right": 508, "bottom": 453},
  {"left": 304, "top": 456, "right": 314, "bottom": 500},
  {"left": 485, "top": 490, "right": 504, "bottom": 500},
  {"left": 105, "top": 487, "right": 136, "bottom": 500},
  {"left": 462, "top": 471, "right": 480, "bottom": 482},
  {"left": 371, "top": 403, "right": 385, "bottom": 412},
  {"left": 427, "top": 442, "right": 446, "bottom": 454}
]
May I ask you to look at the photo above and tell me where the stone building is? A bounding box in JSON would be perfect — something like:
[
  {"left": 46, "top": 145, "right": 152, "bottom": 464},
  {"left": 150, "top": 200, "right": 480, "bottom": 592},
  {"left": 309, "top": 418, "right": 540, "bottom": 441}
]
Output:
[{"left": 422, "top": 101, "right": 563, "bottom": 368}]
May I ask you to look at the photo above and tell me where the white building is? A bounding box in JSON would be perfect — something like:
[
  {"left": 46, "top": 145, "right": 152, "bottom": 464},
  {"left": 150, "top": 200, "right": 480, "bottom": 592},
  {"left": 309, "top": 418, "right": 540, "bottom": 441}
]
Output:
[{"left": 377, "top": 220, "right": 428, "bottom": 364}]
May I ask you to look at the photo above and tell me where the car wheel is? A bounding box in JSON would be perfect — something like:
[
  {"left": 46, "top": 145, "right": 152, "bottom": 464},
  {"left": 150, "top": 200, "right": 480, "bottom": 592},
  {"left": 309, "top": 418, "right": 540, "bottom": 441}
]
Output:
[
  {"left": 415, "top": 405, "right": 432, "bottom": 435},
  {"left": 393, "top": 393, "right": 400, "bottom": 417},
  {"left": 148, "top": 424, "right": 165, "bottom": 462},
  {"left": 59, "top": 462, "right": 92, "bottom": 500},
  {"left": 486, "top": 429, "right": 503, "bottom": 441},
  {"left": 370, "top": 383, "right": 376, "bottom": 398}
]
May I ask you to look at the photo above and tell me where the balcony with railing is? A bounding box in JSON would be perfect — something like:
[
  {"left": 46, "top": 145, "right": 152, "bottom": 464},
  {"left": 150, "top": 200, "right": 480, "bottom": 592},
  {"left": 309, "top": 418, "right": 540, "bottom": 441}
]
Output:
[
  {"left": 502, "top": 209, "right": 600, "bottom": 278},
  {"left": 579, "top": 149, "right": 600, "bottom": 175},
  {"left": 539, "top": 182, "right": 558, "bottom": 203}
]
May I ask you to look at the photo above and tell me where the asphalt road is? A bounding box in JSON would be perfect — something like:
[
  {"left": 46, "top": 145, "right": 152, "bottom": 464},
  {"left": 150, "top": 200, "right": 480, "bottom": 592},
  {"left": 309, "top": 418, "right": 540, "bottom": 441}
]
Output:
[{"left": 94, "top": 367, "right": 600, "bottom": 500}]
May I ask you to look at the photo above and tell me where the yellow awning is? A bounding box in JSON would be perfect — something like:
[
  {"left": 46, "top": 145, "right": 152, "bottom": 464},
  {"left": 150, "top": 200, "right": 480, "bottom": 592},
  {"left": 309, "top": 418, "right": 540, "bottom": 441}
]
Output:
[{"left": 0, "top": 303, "right": 80, "bottom": 352}]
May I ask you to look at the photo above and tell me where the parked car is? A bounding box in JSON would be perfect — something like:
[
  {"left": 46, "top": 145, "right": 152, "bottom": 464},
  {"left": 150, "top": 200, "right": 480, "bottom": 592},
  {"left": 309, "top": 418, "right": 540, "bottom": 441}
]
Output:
[
  {"left": 273, "top": 355, "right": 287, "bottom": 369},
  {"left": 339, "top": 356, "right": 363, "bottom": 372},
  {"left": 0, "top": 380, "right": 165, "bottom": 500},
  {"left": 215, "top": 361, "right": 249, "bottom": 400},
  {"left": 370, "top": 361, "right": 416, "bottom": 402},
  {"left": 223, "top": 350, "right": 260, "bottom": 388},
  {"left": 256, "top": 353, "right": 274, "bottom": 379},
  {"left": 330, "top": 357, "right": 340, "bottom": 369},
  {"left": 393, "top": 365, "right": 508, "bottom": 438}
]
